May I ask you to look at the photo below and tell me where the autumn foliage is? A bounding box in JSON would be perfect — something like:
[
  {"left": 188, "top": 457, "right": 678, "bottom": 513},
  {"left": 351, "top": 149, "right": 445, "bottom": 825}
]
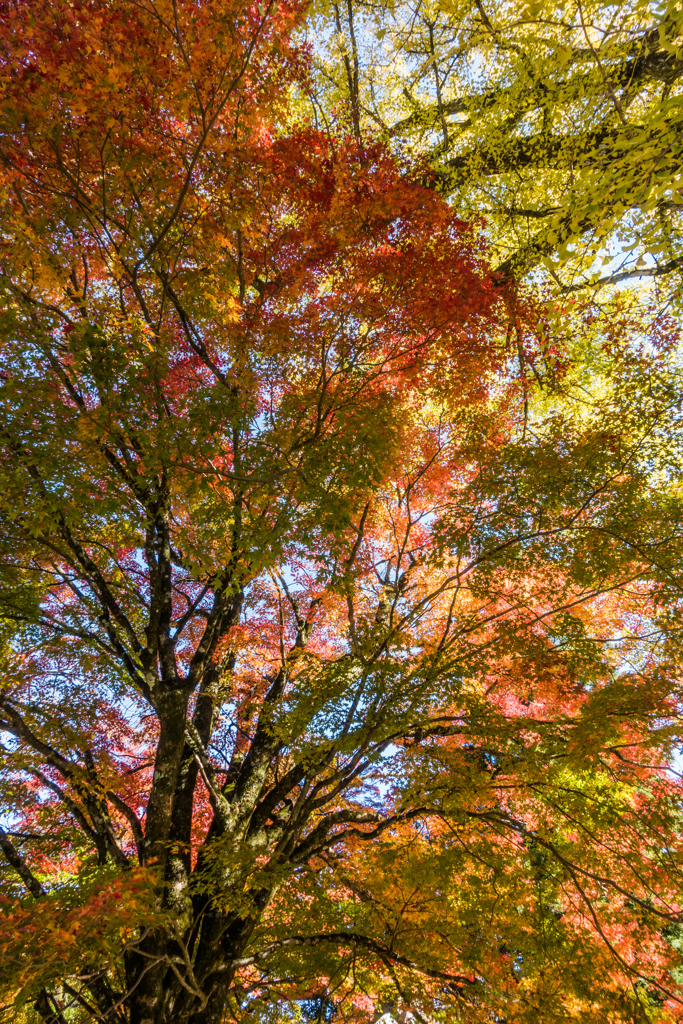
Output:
[{"left": 0, "top": 2, "right": 682, "bottom": 1024}]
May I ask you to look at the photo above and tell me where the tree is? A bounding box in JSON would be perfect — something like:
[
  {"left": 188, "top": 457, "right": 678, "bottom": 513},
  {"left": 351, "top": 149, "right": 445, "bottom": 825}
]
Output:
[
  {"left": 305, "top": 0, "right": 683, "bottom": 292},
  {"left": 0, "top": 2, "right": 683, "bottom": 1024}
]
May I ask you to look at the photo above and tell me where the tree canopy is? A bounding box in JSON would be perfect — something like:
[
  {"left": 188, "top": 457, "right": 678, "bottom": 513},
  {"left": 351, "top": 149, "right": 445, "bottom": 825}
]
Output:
[
  {"left": 1, "top": 2, "right": 683, "bottom": 1024},
  {"left": 307, "top": 0, "right": 683, "bottom": 292}
]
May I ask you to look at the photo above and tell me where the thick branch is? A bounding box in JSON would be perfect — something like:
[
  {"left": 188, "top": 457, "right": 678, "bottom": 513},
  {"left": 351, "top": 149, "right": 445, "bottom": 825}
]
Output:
[
  {"left": 0, "top": 824, "right": 45, "bottom": 897},
  {"left": 231, "top": 931, "right": 475, "bottom": 985}
]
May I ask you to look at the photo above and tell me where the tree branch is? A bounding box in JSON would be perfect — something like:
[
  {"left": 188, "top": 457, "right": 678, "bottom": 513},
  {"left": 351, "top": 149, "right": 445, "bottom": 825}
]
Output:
[{"left": 0, "top": 824, "right": 45, "bottom": 897}]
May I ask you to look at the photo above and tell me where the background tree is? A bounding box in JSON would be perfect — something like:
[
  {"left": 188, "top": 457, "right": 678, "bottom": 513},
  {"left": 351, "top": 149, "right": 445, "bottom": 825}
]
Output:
[
  {"left": 306, "top": 0, "right": 683, "bottom": 293},
  {"left": 0, "top": 2, "right": 683, "bottom": 1024}
]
